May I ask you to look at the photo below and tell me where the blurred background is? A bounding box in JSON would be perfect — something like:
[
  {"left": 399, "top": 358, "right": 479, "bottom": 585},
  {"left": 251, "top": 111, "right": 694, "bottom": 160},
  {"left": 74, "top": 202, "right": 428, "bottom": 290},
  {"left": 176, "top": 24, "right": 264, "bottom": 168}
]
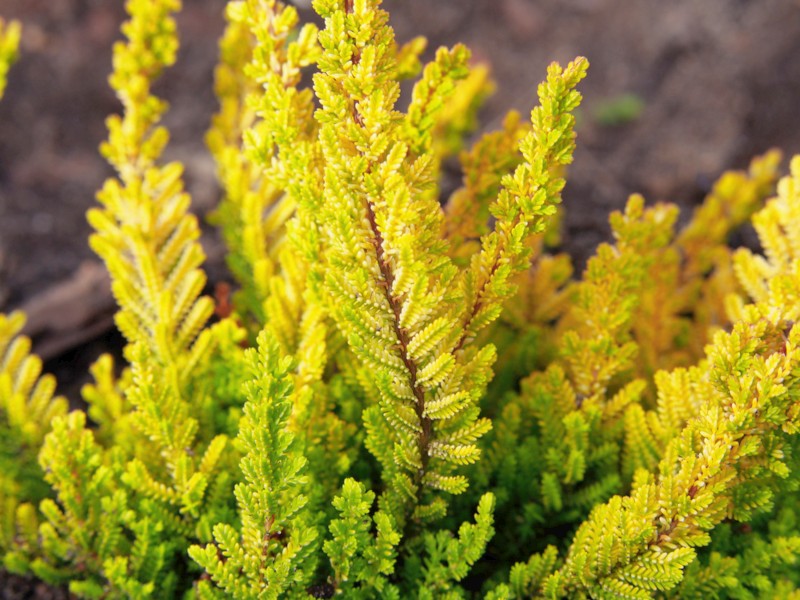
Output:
[{"left": 0, "top": 0, "right": 799, "bottom": 384}]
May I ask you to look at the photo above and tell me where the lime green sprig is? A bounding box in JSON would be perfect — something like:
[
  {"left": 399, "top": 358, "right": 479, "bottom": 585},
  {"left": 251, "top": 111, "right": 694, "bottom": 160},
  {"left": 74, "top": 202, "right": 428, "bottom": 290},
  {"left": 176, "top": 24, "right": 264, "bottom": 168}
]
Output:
[
  {"left": 190, "top": 332, "right": 318, "bottom": 599},
  {"left": 543, "top": 318, "right": 800, "bottom": 598},
  {"left": 323, "top": 478, "right": 401, "bottom": 597}
]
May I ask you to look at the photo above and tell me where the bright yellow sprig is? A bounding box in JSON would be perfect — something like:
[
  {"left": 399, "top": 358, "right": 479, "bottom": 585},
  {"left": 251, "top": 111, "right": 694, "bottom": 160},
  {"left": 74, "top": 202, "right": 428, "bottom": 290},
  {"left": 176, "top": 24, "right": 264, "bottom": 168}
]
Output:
[
  {"left": 0, "top": 17, "right": 20, "bottom": 99},
  {"left": 458, "top": 57, "right": 588, "bottom": 349},
  {"left": 228, "top": 0, "right": 327, "bottom": 362},
  {"left": 210, "top": 1, "right": 321, "bottom": 328},
  {"left": 90, "top": 0, "right": 214, "bottom": 368},
  {"left": 206, "top": 5, "right": 269, "bottom": 326},
  {"left": 223, "top": 0, "right": 348, "bottom": 465},
  {"left": 403, "top": 43, "right": 471, "bottom": 157},
  {"left": 731, "top": 155, "right": 800, "bottom": 324},
  {"left": 65, "top": 0, "right": 230, "bottom": 564},
  {"left": 85, "top": 0, "right": 226, "bottom": 492},
  {"left": 0, "top": 313, "right": 67, "bottom": 453}
]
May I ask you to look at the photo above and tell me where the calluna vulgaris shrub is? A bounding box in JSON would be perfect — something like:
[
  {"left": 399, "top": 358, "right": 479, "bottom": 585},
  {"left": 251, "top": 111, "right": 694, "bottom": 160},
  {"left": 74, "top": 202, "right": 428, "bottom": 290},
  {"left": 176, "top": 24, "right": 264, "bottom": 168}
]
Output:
[{"left": 2, "top": 1, "right": 800, "bottom": 598}]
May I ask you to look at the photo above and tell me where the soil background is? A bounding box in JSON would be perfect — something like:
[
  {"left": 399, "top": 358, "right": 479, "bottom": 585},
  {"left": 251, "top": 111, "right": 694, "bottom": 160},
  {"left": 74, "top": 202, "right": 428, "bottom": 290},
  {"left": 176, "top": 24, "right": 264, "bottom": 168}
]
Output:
[{"left": 1, "top": 0, "right": 800, "bottom": 597}]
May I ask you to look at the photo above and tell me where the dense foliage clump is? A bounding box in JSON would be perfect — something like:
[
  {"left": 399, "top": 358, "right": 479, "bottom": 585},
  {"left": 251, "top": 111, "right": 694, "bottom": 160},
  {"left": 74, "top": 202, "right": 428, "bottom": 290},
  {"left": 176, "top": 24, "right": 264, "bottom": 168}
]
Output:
[{"left": 1, "top": 1, "right": 800, "bottom": 598}]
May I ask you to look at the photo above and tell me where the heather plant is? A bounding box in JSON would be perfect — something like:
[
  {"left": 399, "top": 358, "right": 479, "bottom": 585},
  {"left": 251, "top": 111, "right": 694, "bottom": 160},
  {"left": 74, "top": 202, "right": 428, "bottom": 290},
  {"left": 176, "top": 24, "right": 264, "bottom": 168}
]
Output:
[{"left": 1, "top": 1, "right": 800, "bottom": 598}]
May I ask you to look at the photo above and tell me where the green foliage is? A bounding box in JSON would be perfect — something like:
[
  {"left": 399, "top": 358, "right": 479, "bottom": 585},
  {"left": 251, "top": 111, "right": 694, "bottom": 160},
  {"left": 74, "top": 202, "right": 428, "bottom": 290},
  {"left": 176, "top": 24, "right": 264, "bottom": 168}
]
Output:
[
  {"left": 672, "top": 507, "right": 800, "bottom": 600},
  {"left": 0, "top": 313, "right": 67, "bottom": 573},
  {"left": 190, "top": 332, "right": 318, "bottom": 598},
  {"left": 592, "top": 93, "right": 645, "bottom": 126},
  {"left": 323, "top": 478, "right": 400, "bottom": 597},
  {"left": 2, "top": 0, "right": 800, "bottom": 598}
]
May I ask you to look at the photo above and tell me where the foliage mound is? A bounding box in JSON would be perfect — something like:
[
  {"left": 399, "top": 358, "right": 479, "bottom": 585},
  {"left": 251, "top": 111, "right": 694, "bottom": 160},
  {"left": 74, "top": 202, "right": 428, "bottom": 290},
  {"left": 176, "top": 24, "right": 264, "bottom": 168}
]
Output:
[{"left": 2, "top": 1, "right": 800, "bottom": 598}]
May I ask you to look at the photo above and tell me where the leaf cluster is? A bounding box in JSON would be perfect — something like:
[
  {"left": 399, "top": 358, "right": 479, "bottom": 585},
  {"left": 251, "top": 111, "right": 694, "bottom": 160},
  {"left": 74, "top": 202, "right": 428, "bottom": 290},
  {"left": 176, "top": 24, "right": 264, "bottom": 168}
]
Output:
[{"left": 1, "top": 1, "right": 800, "bottom": 599}]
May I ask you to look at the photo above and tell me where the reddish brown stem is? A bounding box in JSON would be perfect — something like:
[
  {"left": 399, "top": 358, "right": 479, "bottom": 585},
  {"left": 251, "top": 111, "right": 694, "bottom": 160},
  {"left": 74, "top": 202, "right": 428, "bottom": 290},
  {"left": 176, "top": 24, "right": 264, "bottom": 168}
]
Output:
[
  {"left": 340, "top": 0, "right": 431, "bottom": 515},
  {"left": 453, "top": 243, "right": 504, "bottom": 354},
  {"left": 363, "top": 200, "right": 432, "bottom": 478}
]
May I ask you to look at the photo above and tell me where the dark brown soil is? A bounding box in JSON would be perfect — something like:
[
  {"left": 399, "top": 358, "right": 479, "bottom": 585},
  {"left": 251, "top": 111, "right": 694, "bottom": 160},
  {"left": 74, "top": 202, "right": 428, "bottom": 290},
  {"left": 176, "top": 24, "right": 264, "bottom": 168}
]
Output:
[
  {"left": 0, "top": 0, "right": 799, "bottom": 593},
  {"left": 0, "top": 573, "right": 68, "bottom": 600}
]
